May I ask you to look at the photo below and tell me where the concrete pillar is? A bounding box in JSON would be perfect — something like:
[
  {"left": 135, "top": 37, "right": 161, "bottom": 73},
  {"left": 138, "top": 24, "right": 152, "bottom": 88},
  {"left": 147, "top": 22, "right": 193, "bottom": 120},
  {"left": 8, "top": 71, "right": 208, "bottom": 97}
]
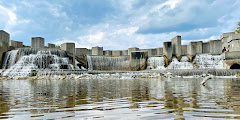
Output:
[
  {"left": 156, "top": 48, "right": 163, "bottom": 56},
  {"left": 209, "top": 40, "right": 221, "bottom": 54},
  {"left": 76, "top": 48, "right": 88, "bottom": 56},
  {"left": 128, "top": 47, "right": 139, "bottom": 55},
  {"left": 163, "top": 42, "right": 172, "bottom": 61},
  {"left": 47, "top": 43, "right": 55, "bottom": 48},
  {"left": 220, "top": 32, "right": 235, "bottom": 49},
  {"left": 130, "top": 51, "right": 148, "bottom": 71},
  {"left": 202, "top": 42, "right": 210, "bottom": 53},
  {"left": 17, "top": 41, "right": 23, "bottom": 48},
  {"left": 61, "top": 43, "right": 75, "bottom": 54},
  {"left": 143, "top": 49, "right": 157, "bottom": 56},
  {"left": 104, "top": 50, "right": 112, "bottom": 56},
  {"left": 10, "top": 40, "right": 23, "bottom": 49},
  {"left": 152, "top": 49, "right": 157, "bottom": 56},
  {"left": 31, "top": 37, "right": 44, "bottom": 49},
  {"left": 122, "top": 50, "right": 128, "bottom": 56},
  {"left": 227, "top": 34, "right": 240, "bottom": 52},
  {"left": 0, "top": 30, "right": 10, "bottom": 69},
  {"left": 112, "top": 50, "right": 122, "bottom": 56},
  {"left": 87, "top": 50, "right": 92, "bottom": 55},
  {"left": 181, "top": 45, "right": 187, "bottom": 55},
  {"left": 92, "top": 46, "right": 103, "bottom": 55},
  {"left": 187, "top": 41, "right": 202, "bottom": 61},
  {"left": 61, "top": 43, "right": 75, "bottom": 67},
  {"left": 171, "top": 36, "right": 182, "bottom": 58}
]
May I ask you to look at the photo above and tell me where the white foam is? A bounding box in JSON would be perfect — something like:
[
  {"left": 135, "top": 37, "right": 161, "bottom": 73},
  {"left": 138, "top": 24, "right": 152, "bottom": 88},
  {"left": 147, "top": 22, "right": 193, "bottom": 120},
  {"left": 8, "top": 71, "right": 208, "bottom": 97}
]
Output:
[
  {"left": 147, "top": 57, "right": 166, "bottom": 70},
  {"left": 194, "top": 54, "right": 223, "bottom": 69}
]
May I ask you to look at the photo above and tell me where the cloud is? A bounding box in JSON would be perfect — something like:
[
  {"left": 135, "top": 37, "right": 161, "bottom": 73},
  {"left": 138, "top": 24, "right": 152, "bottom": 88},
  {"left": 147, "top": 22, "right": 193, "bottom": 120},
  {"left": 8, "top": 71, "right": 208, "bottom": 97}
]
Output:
[
  {"left": 54, "top": 24, "right": 178, "bottom": 50},
  {"left": 0, "top": 0, "right": 240, "bottom": 50},
  {"left": 65, "top": 27, "right": 71, "bottom": 31},
  {"left": 78, "top": 32, "right": 104, "bottom": 44},
  {"left": 0, "top": 5, "right": 17, "bottom": 26},
  {"left": 137, "top": 0, "right": 239, "bottom": 34}
]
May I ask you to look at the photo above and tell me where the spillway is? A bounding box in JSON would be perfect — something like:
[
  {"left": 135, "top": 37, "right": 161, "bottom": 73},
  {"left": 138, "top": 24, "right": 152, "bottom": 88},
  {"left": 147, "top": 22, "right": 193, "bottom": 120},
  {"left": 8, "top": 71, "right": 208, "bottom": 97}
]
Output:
[
  {"left": 194, "top": 54, "right": 223, "bottom": 69},
  {"left": 2, "top": 48, "right": 75, "bottom": 77},
  {"left": 87, "top": 56, "right": 130, "bottom": 71}
]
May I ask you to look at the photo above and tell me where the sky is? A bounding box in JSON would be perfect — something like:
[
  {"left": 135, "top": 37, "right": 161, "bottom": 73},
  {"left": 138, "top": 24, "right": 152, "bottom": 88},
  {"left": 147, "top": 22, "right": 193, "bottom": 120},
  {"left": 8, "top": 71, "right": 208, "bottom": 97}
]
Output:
[{"left": 0, "top": 0, "right": 239, "bottom": 50}]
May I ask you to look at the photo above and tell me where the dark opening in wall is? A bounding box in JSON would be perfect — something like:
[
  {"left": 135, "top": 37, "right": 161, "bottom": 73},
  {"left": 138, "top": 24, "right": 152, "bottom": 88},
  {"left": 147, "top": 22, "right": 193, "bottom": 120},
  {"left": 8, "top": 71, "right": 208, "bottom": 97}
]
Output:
[
  {"left": 230, "top": 63, "right": 240, "bottom": 69},
  {"left": 60, "top": 64, "right": 69, "bottom": 69}
]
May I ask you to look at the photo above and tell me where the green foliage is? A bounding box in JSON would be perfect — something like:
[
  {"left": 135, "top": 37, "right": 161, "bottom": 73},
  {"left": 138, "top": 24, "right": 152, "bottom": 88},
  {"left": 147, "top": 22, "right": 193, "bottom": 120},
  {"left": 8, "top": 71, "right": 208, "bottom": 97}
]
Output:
[
  {"left": 55, "top": 45, "right": 60, "bottom": 49},
  {"left": 236, "top": 21, "right": 240, "bottom": 33}
]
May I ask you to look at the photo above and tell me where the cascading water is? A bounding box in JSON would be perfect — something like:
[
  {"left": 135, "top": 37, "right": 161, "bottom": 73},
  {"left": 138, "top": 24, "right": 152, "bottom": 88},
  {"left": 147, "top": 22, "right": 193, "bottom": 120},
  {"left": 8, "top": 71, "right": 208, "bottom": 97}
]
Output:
[
  {"left": 193, "top": 54, "right": 223, "bottom": 69},
  {"left": 147, "top": 57, "right": 166, "bottom": 70},
  {"left": 2, "top": 50, "right": 19, "bottom": 69},
  {"left": 147, "top": 56, "right": 193, "bottom": 70},
  {"left": 180, "top": 56, "right": 189, "bottom": 62},
  {"left": 167, "top": 56, "right": 193, "bottom": 69},
  {"left": 87, "top": 56, "right": 130, "bottom": 71},
  {"left": 2, "top": 48, "right": 76, "bottom": 77}
]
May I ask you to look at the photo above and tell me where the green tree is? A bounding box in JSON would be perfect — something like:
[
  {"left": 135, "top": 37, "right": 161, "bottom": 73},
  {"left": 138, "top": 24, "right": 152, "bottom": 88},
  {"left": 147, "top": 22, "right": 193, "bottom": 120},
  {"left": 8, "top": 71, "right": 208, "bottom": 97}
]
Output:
[
  {"left": 55, "top": 45, "right": 60, "bottom": 49},
  {"left": 236, "top": 21, "right": 240, "bottom": 33}
]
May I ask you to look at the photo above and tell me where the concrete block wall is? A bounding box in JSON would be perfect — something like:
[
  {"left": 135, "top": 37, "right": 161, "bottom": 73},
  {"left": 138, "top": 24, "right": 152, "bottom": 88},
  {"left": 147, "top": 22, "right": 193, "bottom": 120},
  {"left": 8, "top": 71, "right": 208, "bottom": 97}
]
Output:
[
  {"left": 61, "top": 43, "right": 75, "bottom": 55},
  {"left": 130, "top": 51, "right": 148, "bottom": 71},
  {"left": 227, "top": 34, "right": 240, "bottom": 52},
  {"left": 227, "top": 33, "right": 240, "bottom": 43},
  {"left": 171, "top": 36, "right": 182, "bottom": 58},
  {"left": 87, "top": 50, "right": 92, "bottom": 55},
  {"left": 156, "top": 48, "right": 163, "bottom": 56},
  {"left": 229, "top": 40, "right": 240, "bottom": 52},
  {"left": 202, "top": 42, "right": 210, "bottom": 53},
  {"left": 209, "top": 40, "right": 221, "bottom": 55},
  {"left": 47, "top": 43, "right": 55, "bottom": 48},
  {"left": 143, "top": 49, "right": 157, "bottom": 56},
  {"left": 221, "top": 32, "right": 235, "bottom": 49},
  {"left": 10, "top": 40, "right": 23, "bottom": 49},
  {"left": 163, "top": 42, "right": 172, "bottom": 61},
  {"left": 187, "top": 41, "right": 202, "bottom": 61},
  {"left": 0, "top": 30, "right": 10, "bottom": 68},
  {"left": 92, "top": 46, "right": 103, "bottom": 55},
  {"left": 61, "top": 43, "right": 75, "bottom": 67},
  {"left": 104, "top": 50, "right": 112, "bottom": 56},
  {"left": 10, "top": 40, "right": 17, "bottom": 48},
  {"left": 76, "top": 48, "right": 88, "bottom": 56},
  {"left": 17, "top": 41, "right": 23, "bottom": 48},
  {"left": 112, "top": 50, "right": 122, "bottom": 56},
  {"left": 128, "top": 47, "right": 139, "bottom": 55},
  {"left": 187, "top": 41, "right": 202, "bottom": 56},
  {"left": 31, "top": 37, "right": 45, "bottom": 49},
  {"left": 122, "top": 50, "right": 128, "bottom": 56},
  {"left": 181, "top": 45, "right": 187, "bottom": 55}
]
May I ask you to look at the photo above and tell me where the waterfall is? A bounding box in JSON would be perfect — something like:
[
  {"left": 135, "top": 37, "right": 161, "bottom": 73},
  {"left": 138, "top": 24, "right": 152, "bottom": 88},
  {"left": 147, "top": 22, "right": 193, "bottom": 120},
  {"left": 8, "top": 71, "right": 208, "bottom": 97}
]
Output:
[
  {"left": 2, "top": 50, "right": 19, "bottom": 69},
  {"left": 147, "top": 57, "right": 166, "bottom": 70},
  {"left": 2, "top": 48, "right": 75, "bottom": 77},
  {"left": 167, "top": 57, "right": 193, "bottom": 69},
  {"left": 180, "top": 56, "right": 189, "bottom": 62},
  {"left": 87, "top": 56, "right": 93, "bottom": 70},
  {"left": 194, "top": 54, "right": 223, "bottom": 69},
  {"left": 87, "top": 56, "right": 130, "bottom": 71}
]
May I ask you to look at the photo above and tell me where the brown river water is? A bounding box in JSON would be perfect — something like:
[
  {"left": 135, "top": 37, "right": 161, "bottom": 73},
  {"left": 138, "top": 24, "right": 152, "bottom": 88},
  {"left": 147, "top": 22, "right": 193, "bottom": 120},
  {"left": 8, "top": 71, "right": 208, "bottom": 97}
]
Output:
[{"left": 0, "top": 78, "right": 240, "bottom": 120}]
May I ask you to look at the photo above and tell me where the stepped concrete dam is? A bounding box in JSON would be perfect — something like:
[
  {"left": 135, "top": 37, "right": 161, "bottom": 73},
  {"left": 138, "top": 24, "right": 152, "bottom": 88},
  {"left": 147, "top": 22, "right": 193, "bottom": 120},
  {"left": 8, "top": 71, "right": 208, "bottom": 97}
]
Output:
[{"left": 1, "top": 30, "right": 240, "bottom": 77}]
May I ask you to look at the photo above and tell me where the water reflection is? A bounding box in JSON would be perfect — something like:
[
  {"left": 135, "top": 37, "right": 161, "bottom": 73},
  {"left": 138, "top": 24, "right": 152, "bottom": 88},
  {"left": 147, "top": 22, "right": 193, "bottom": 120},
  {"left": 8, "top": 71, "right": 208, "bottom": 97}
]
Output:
[{"left": 0, "top": 78, "right": 240, "bottom": 119}]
